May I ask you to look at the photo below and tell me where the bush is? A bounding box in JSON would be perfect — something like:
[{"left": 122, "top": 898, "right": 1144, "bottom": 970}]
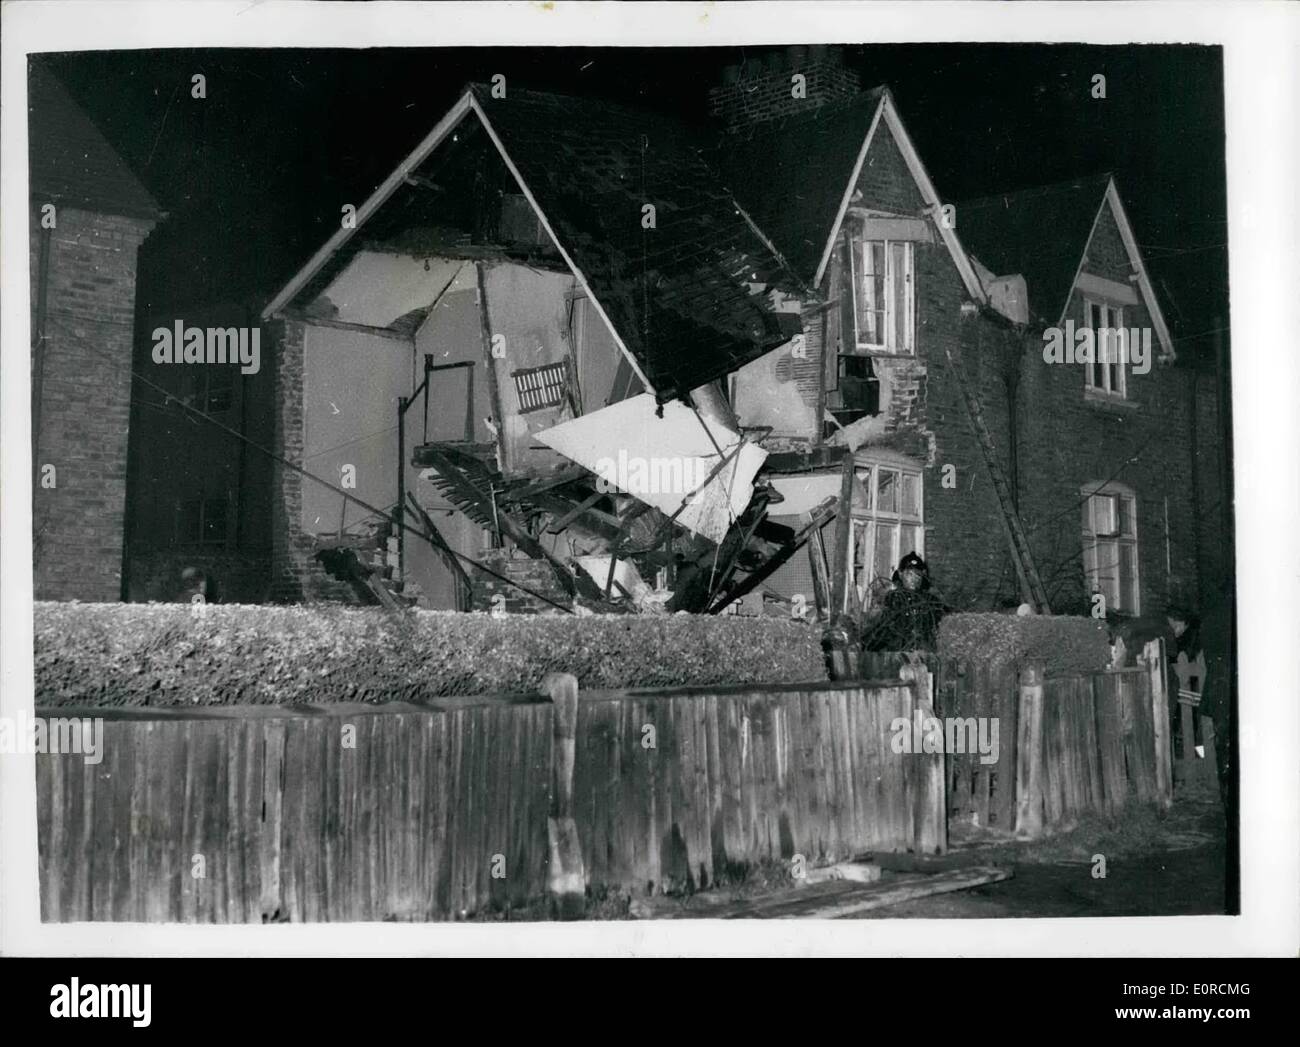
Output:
[
  {"left": 937, "top": 612, "right": 1112, "bottom": 675},
  {"left": 34, "top": 602, "right": 827, "bottom": 707}
]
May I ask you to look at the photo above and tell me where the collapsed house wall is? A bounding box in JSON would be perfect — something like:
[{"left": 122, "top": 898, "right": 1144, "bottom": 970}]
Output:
[{"left": 479, "top": 262, "right": 581, "bottom": 478}]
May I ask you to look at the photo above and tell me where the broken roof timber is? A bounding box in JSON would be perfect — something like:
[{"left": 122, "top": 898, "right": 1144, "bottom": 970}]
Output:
[{"left": 466, "top": 92, "right": 656, "bottom": 397}]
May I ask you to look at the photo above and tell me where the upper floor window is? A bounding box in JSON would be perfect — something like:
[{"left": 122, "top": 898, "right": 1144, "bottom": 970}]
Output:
[
  {"left": 850, "top": 237, "right": 914, "bottom": 354},
  {"left": 1081, "top": 482, "right": 1139, "bottom": 614},
  {"left": 1083, "top": 297, "right": 1127, "bottom": 399}
]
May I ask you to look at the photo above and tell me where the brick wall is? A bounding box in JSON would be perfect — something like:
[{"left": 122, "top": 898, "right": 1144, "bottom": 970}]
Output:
[
  {"left": 31, "top": 203, "right": 156, "bottom": 601},
  {"left": 125, "top": 549, "right": 271, "bottom": 604},
  {"left": 709, "top": 47, "right": 861, "bottom": 129},
  {"left": 469, "top": 548, "right": 572, "bottom": 614},
  {"left": 267, "top": 319, "right": 358, "bottom": 603}
]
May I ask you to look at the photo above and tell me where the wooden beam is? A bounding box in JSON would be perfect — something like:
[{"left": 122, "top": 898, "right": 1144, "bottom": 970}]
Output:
[
  {"left": 711, "top": 496, "right": 837, "bottom": 613},
  {"left": 546, "top": 490, "right": 606, "bottom": 533},
  {"left": 280, "top": 310, "right": 413, "bottom": 344},
  {"left": 829, "top": 452, "right": 856, "bottom": 616}
]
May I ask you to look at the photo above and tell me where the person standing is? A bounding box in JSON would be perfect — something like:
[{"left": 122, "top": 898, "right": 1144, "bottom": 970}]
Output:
[{"left": 867, "top": 552, "right": 946, "bottom": 652}]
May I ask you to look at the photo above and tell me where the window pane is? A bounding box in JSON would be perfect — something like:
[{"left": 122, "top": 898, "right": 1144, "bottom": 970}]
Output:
[
  {"left": 1099, "top": 494, "right": 1120, "bottom": 535},
  {"left": 1082, "top": 494, "right": 1093, "bottom": 534},
  {"left": 900, "top": 472, "right": 919, "bottom": 518},
  {"left": 855, "top": 468, "right": 872, "bottom": 511},
  {"left": 1096, "top": 538, "right": 1120, "bottom": 609},
  {"left": 858, "top": 241, "right": 886, "bottom": 345},
  {"left": 889, "top": 241, "right": 907, "bottom": 349},
  {"left": 876, "top": 468, "right": 898, "bottom": 514},
  {"left": 900, "top": 523, "right": 921, "bottom": 559},
  {"left": 1119, "top": 542, "right": 1137, "bottom": 612},
  {"left": 873, "top": 521, "right": 895, "bottom": 584},
  {"left": 1119, "top": 496, "right": 1135, "bottom": 537}
]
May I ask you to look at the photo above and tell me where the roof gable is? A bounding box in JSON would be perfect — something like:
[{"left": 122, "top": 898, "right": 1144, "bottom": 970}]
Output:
[
  {"left": 28, "top": 64, "right": 163, "bottom": 221},
  {"left": 716, "top": 90, "right": 985, "bottom": 303},
  {"left": 265, "top": 85, "right": 802, "bottom": 403},
  {"left": 958, "top": 174, "right": 1174, "bottom": 358}
]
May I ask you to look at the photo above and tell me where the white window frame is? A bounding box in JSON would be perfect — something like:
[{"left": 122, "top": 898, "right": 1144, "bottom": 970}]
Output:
[
  {"left": 1081, "top": 481, "right": 1140, "bottom": 614},
  {"left": 849, "top": 236, "right": 915, "bottom": 355},
  {"left": 1082, "top": 297, "right": 1128, "bottom": 399},
  {"left": 847, "top": 461, "right": 925, "bottom": 611}
]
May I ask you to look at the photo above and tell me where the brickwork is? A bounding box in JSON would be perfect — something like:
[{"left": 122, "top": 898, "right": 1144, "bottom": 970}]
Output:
[
  {"left": 267, "top": 319, "right": 358, "bottom": 603},
  {"left": 31, "top": 203, "right": 156, "bottom": 601},
  {"left": 709, "top": 50, "right": 861, "bottom": 130},
  {"left": 469, "top": 548, "right": 572, "bottom": 614},
  {"left": 125, "top": 549, "right": 272, "bottom": 604}
]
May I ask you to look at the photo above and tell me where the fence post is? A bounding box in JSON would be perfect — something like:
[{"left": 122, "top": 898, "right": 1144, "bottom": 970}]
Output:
[
  {"left": 901, "top": 660, "right": 946, "bottom": 855},
  {"left": 543, "top": 672, "right": 586, "bottom": 919},
  {"left": 1015, "top": 665, "right": 1045, "bottom": 839},
  {"left": 1144, "top": 638, "right": 1173, "bottom": 808}
]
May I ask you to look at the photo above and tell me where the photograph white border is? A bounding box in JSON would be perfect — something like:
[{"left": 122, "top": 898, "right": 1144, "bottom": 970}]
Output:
[{"left": 3, "top": 0, "right": 1297, "bottom": 958}]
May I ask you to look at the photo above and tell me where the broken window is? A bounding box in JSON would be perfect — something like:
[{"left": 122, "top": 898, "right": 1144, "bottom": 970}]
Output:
[
  {"left": 1082, "top": 483, "right": 1139, "bottom": 613},
  {"left": 512, "top": 360, "right": 570, "bottom": 414},
  {"left": 830, "top": 353, "right": 880, "bottom": 428},
  {"left": 849, "top": 235, "right": 914, "bottom": 354},
  {"left": 849, "top": 462, "right": 925, "bottom": 608}
]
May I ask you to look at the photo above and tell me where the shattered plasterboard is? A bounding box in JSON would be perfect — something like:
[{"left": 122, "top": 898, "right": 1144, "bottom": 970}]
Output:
[{"left": 535, "top": 394, "right": 768, "bottom": 544}]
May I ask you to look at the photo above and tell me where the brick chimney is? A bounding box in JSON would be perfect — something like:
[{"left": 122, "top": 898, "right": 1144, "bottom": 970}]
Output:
[{"left": 709, "top": 45, "right": 861, "bottom": 130}]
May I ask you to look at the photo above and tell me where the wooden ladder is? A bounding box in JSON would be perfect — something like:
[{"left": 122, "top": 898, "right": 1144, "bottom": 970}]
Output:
[{"left": 940, "top": 342, "right": 1052, "bottom": 613}]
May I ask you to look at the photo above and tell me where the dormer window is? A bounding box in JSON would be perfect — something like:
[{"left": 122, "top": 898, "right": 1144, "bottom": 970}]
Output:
[
  {"left": 849, "top": 237, "right": 914, "bottom": 354},
  {"left": 1083, "top": 297, "right": 1127, "bottom": 398}
]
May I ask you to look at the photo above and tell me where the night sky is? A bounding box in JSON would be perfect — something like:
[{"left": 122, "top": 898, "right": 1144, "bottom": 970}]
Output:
[{"left": 37, "top": 44, "right": 1228, "bottom": 367}]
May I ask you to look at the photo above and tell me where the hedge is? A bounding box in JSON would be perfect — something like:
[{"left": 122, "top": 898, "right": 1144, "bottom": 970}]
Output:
[
  {"left": 34, "top": 602, "right": 828, "bottom": 707},
  {"left": 937, "top": 612, "right": 1112, "bottom": 675}
]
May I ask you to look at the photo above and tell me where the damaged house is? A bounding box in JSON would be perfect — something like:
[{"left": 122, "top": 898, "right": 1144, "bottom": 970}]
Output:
[{"left": 260, "top": 49, "right": 1230, "bottom": 623}]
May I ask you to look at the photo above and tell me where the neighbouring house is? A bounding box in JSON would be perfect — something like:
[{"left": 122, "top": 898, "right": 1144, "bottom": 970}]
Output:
[
  {"left": 261, "top": 47, "right": 1231, "bottom": 623},
  {"left": 29, "top": 64, "right": 165, "bottom": 602},
  {"left": 123, "top": 299, "right": 276, "bottom": 604}
]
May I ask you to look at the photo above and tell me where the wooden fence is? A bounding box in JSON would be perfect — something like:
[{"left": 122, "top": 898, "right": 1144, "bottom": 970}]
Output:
[
  {"left": 36, "top": 675, "right": 944, "bottom": 922},
  {"left": 863, "top": 639, "right": 1172, "bottom": 837}
]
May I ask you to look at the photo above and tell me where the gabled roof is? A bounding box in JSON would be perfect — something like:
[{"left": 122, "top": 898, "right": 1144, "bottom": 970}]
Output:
[
  {"left": 957, "top": 174, "right": 1174, "bottom": 357},
  {"left": 265, "top": 85, "right": 802, "bottom": 403},
  {"left": 28, "top": 64, "right": 164, "bottom": 221},
  {"left": 717, "top": 88, "right": 987, "bottom": 303},
  {"left": 957, "top": 175, "right": 1110, "bottom": 326}
]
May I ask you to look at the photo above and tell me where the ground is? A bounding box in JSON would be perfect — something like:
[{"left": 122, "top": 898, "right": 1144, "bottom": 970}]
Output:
[
  {"left": 851, "top": 789, "right": 1227, "bottom": 919},
  {"left": 470, "top": 780, "right": 1228, "bottom": 921}
]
